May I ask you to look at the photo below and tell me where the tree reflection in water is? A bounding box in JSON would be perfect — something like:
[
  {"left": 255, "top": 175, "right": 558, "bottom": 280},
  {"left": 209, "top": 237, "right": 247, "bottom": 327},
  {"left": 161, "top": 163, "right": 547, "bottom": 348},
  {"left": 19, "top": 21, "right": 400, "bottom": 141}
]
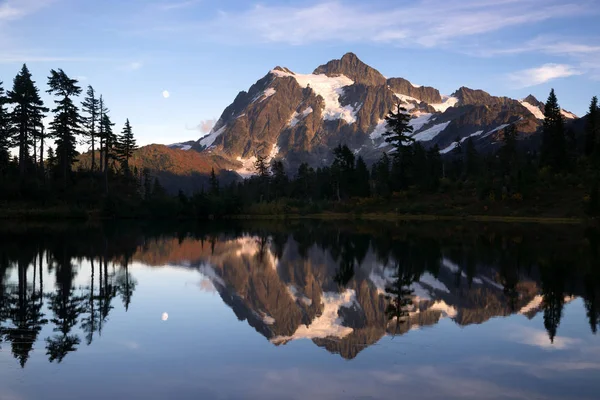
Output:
[{"left": 0, "top": 220, "right": 599, "bottom": 366}]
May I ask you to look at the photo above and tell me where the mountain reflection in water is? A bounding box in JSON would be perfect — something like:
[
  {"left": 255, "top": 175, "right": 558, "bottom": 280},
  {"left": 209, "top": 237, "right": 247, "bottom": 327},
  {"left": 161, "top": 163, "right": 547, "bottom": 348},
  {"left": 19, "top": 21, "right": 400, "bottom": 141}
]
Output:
[{"left": 1, "top": 221, "right": 599, "bottom": 399}]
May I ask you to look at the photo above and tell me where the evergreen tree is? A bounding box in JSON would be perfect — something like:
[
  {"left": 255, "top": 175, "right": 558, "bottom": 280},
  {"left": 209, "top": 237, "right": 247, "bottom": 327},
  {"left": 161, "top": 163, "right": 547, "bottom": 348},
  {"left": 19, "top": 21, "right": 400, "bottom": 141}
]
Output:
[
  {"left": 209, "top": 168, "right": 219, "bottom": 195},
  {"left": 270, "top": 160, "right": 288, "bottom": 199},
  {"left": 99, "top": 113, "right": 116, "bottom": 193},
  {"left": 7, "top": 64, "right": 47, "bottom": 177},
  {"left": 152, "top": 177, "right": 166, "bottom": 198},
  {"left": 426, "top": 145, "right": 442, "bottom": 191},
  {"left": 0, "top": 81, "right": 10, "bottom": 173},
  {"left": 332, "top": 144, "right": 355, "bottom": 200},
  {"left": 116, "top": 119, "right": 137, "bottom": 173},
  {"left": 97, "top": 96, "right": 109, "bottom": 172},
  {"left": 254, "top": 154, "right": 270, "bottom": 178},
  {"left": 373, "top": 152, "right": 391, "bottom": 198},
  {"left": 382, "top": 104, "right": 414, "bottom": 154},
  {"left": 47, "top": 69, "right": 83, "bottom": 181},
  {"left": 585, "top": 96, "right": 599, "bottom": 160},
  {"left": 540, "top": 89, "right": 567, "bottom": 171},
  {"left": 464, "top": 137, "right": 479, "bottom": 178},
  {"left": 355, "top": 156, "right": 370, "bottom": 197},
  {"left": 82, "top": 86, "right": 100, "bottom": 172}
]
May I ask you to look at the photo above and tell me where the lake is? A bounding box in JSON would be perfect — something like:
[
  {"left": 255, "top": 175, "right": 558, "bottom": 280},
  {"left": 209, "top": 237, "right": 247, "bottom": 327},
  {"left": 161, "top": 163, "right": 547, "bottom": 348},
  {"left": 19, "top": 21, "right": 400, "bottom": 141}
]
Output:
[{"left": 1, "top": 220, "right": 599, "bottom": 400}]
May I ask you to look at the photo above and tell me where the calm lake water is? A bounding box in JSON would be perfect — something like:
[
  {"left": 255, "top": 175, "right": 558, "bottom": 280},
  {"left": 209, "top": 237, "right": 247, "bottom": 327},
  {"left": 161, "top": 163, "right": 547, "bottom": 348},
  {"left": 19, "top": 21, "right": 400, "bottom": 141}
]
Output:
[{"left": 1, "top": 221, "right": 599, "bottom": 400}]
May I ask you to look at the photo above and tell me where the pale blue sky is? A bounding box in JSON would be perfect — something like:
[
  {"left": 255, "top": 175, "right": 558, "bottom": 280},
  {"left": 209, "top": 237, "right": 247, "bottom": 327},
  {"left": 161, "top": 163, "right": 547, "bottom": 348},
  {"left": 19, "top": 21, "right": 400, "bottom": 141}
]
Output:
[{"left": 1, "top": 0, "right": 599, "bottom": 147}]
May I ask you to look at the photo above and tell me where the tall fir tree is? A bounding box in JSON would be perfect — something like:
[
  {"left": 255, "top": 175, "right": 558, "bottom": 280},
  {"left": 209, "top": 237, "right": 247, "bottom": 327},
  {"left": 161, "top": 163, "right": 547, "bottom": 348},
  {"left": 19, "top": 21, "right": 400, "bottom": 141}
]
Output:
[
  {"left": 47, "top": 69, "right": 83, "bottom": 181},
  {"left": 100, "top": 112, "right": 116, "bottom": 194},
  {"left": 355, "top": 156, "right": 371, "bottom": 197},
  {"left": 0, "top": 81, "right": 10, "bottom": 173},
  {"left": 82, "top": 86, "right": 100, "bottom": 172},
  {"left": 540, "top": 89, "right": 567, "bottom": 171},
  {"left": 97, "top": 96, "right": 109, "bottom": 172},
  {"left": 585, "top": 96, "right": 599, "bottom": 160},
  {"left": 7, "top": 64, "right": 47, "bottom": 177},
  {"left": 116, "top": 119, "right": 137, "bottom": 173},
  {"left": 382, "top": 104, "right": 414, "bottom": 154},
  {"left": 209, "top": 167, "right": 219, "bottom": 195}
]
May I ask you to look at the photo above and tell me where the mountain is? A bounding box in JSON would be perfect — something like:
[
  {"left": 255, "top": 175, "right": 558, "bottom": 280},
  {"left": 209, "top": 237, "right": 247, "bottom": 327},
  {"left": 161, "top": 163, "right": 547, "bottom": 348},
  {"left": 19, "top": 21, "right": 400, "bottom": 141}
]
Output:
[
  {"left": 76, "top": 144, "right": 238, "bottom": 193},
  {"left": 175, "top": 52, "right": 578, "bottom": 175}
]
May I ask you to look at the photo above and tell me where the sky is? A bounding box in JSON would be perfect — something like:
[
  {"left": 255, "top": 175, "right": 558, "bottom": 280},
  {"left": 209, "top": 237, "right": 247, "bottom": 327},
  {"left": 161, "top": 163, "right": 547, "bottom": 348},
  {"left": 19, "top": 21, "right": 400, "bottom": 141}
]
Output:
[{"left": 0, "top": 0, "right": 599, "bottom": 148}]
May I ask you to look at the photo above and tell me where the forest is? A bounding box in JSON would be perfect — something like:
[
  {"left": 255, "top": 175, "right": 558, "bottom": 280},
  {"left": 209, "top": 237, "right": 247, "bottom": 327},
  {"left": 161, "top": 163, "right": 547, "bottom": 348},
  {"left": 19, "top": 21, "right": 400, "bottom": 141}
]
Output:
[{"left": 0, "top": 64, "right": 599, "bottom": 220}]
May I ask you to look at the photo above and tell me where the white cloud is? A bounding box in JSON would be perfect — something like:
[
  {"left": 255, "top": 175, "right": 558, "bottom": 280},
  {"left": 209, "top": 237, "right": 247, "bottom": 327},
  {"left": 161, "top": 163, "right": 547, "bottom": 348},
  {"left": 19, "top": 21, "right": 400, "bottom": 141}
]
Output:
[
  {"left": 507, "top": 63, "right": 582, "bottom": 88},
  {"left": 195, "top": 119, "right": 216, "bottom": 134},
  {"left": 162, "top": 90, "right": 170, "bottom": 98},
  {"left": 197, "top": 0, "right": 592, "bottom": 47},
  {"left": 508, "top": 327, "right": 581, "bottom": 350}
]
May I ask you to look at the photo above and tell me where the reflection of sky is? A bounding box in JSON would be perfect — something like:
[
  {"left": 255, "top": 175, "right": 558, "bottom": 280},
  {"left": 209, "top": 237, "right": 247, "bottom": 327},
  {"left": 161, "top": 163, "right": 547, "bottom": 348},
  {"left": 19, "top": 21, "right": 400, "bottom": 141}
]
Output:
[{"left": 1, "top": 261, "right": 600, "bottom": 400}]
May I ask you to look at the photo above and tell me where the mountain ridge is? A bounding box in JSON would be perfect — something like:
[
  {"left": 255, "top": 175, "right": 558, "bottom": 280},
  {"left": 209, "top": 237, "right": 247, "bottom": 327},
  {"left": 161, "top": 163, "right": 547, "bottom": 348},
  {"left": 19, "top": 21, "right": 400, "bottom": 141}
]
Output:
[{"left": 176, "top": 52, "right": 579, "bottom": 176}]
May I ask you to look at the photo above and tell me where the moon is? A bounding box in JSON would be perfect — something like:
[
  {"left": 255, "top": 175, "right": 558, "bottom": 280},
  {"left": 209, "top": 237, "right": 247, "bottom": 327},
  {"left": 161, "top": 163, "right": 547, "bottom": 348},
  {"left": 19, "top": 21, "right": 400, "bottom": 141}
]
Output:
[
  {"left": 161, "top": 312, "right": 169, "bottom": 321},
  {"left": 162, "top": 90, "right": 170, "bottom": 99}
]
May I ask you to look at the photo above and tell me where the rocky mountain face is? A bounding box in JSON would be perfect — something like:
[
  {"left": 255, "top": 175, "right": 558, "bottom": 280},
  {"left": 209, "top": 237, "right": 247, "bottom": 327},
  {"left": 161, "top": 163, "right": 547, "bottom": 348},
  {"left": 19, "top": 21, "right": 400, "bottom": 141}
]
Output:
[{"left": 178, "top": 52, "right": 578, "bottom": 176}]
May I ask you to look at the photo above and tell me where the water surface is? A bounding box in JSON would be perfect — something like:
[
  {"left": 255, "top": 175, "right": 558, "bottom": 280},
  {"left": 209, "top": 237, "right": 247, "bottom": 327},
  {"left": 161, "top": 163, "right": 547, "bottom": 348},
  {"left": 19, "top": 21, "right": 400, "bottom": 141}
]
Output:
[{"left": 1, "top": 221, "right": 599, "bottom": 399}]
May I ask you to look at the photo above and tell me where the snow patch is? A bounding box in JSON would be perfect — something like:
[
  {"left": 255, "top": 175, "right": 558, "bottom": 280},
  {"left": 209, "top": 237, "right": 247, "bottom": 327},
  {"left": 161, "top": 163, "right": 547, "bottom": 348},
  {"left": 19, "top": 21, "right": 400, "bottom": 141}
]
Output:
[
  {"left": 430, "top": 95, "right": 459, "bottom": 113},
  {"left": 271, "top": 69, "right": 358, "bottom": 124},
  {"left": 287, "top": 285, "right": 313, "bottom": 306},
  {"left": 290, "top": 107, "right": 314, "bottom": 127},
  {"left": 440, "top": 130, "right": 484, "bottom": 154},
  {"left": 520, "top": 101, "right": 545, "bottom": 119},
  {"left": 270, "top": 290, "right": 356, "bottom": 344},
  {"left": 481, "top": 124, "right": 510, "bottom": 139},
  {"left": 253, "top": 87, "right": 276, "bottom": 103},
  {"left": 430, "top": 300, "right": 458, "bottom": 318},
  {"left": 409, "top": 282, "right": 431, "bottom": 301},
  {"left": 418, "top": 272, "right": 450, "bottom": 293},
  {"left": 236, "top": 144, "right": 280, "bottom": 178},
  {"left": 370, "top": 119, "right": 388, "bottom": 140},
  {"left": 519, "top": 295, "right": 544, "bottom": 315},
  {"left": 199, "top": 125, "right": 226, "bottom": 148},
  {"left": 412, "top": 121, "right": 451, "bottom": 141},
  {"left": 409, "top": 113, "right": 434, "bottom": 131}
]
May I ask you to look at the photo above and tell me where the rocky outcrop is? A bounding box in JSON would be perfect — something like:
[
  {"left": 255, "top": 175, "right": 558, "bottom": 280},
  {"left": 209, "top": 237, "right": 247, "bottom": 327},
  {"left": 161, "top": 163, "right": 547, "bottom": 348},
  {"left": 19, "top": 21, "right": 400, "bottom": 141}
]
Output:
[
  {"left": 313, "top": 52, "right": 387, "bottom": 86},
  {"left": 387, "top": 77, "right": 442, "bottom": 104}
]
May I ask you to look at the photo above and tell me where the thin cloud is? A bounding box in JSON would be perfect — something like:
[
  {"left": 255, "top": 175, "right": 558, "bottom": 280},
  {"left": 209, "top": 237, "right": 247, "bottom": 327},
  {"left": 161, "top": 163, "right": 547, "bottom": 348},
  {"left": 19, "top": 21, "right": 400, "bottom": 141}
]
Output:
[
  {"left": 507, "top": 63, "right": 582, "bottom": 88},
  {"left": 508, "top": 326, "right": 581, "bottom": 350},
  {"left": 157, "top": 0, "right": 201, "bottom": 11},
  {"left": 196, "top": 0, "right": 592, "bottom": 47},
  {"left": 121, "top": 61, "right": 143, "bottom": 71},
  {"left": 195, "top": 119, "right": 216, "bottom": 134},
  {"left": 0, "top": 0, "right": 54, "bottom": 22}
]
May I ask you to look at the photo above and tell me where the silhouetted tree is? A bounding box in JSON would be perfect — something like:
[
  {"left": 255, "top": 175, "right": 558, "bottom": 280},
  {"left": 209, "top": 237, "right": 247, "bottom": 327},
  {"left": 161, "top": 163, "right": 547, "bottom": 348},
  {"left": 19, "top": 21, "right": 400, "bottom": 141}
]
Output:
[
  {"left": 354, "top": 156, "right": 370, "bottom": 197},
  {"left": 82, "top": 85, "right": 100, "bottom": 172},
  {"left": 209, "top": 167, "right": 219, "bottom": 196},
  {"left": 541, "top": 89, "right": 567, "bottom": 171},
  {"left": 0, "top": 81, "right": 10, "bottom": 173},
  {"left": 7, "top": 64, "right": 47, "bottom": 177},
  {"left": 586, "top": 96, "right": 599, "bottom": 160},
  {"left": 47, "top": 69, "right": 83, "bottom": 181},
  {"left": 116, "top": 118, "right": 137, "bottom": 174},
  {"left": 382, "top": 103, "right": 414, "bottom": 153}
]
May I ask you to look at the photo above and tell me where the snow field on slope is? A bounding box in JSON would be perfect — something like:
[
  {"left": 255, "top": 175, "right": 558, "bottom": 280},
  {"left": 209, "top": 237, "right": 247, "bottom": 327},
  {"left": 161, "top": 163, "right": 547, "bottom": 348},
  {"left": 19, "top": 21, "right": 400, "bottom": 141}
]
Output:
[{"left": 271, "top": 69, "right": 358, "bottom": 124}]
